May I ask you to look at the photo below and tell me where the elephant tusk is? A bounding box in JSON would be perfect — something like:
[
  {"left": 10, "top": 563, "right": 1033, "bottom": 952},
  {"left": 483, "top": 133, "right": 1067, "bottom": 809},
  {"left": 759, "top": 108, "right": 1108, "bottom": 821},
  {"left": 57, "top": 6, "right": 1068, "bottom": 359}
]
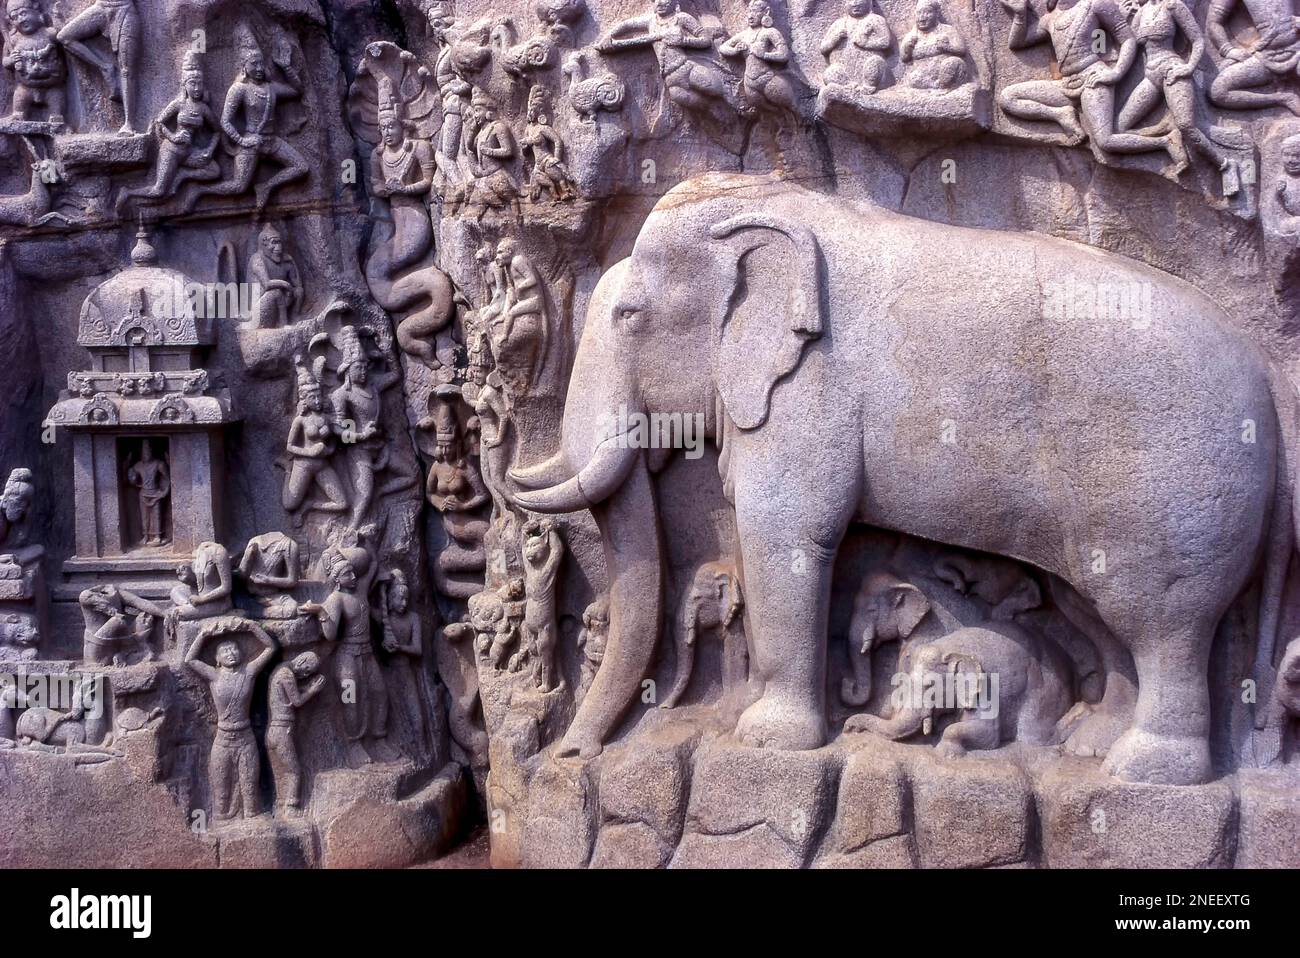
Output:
[
  {"left": 508, "top": 449, "right": 572, "bottom": 490},
  {"left": 511, "top": 437, "right": 639, "bottom": 513}
]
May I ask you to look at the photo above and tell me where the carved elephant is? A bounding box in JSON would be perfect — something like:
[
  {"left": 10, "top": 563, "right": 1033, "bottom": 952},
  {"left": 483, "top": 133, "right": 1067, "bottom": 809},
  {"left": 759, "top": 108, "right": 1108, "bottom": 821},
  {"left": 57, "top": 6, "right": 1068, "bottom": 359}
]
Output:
[
  {"left": 661, "top": 561, "right": 746, "bottom": 709},
  {"left": 512, "top": 172, "right": 1297, "bottom": 785},
  {"left": 844, "top": 623, "right": 1073, "bottom": 755},
  {"left": 841, "top": 573, "right": 931, "bottom": 708}
]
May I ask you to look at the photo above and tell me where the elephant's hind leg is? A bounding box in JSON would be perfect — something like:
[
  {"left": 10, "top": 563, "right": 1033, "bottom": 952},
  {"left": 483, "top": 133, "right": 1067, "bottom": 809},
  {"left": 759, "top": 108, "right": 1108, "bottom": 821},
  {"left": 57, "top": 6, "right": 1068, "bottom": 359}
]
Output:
[{"left": 1099, "top": 609, "right": 1216, "bottom": 785}]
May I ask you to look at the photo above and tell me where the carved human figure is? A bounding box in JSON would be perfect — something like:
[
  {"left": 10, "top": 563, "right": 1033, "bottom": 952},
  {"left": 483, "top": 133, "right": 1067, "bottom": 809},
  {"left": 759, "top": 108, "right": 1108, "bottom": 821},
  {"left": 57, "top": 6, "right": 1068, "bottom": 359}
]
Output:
[
  {"left": 519, "top": 519, "right": 563, "bottom": 691},
  {"left": 238, "top": 531, "right": 301, "bottom": 609},
  {"left": 168, "top": 541, "right": 233, "bottom": 621},
  {"left": 266, "top": 651, "right": 325, "bottom": 817},
  {"left": 820, "top": 0, "right": 893, "bottom": 95},
  {"left": 381, "top": 568, "right": 431, "bottom": 748},
  {"left": 79, "top": 584, "right": 162, "bottom": 665},
  {"left": 520, "top": 86, "right": 576, "bottom": 202},
  {"left": 184, "top": 41, "right": 308, "bottom": 212},
  {"left": 720, "top": 0, "right": 799, "bottom": 117},
  {"left": 184, "top": 618, "right": 276, "bottom": 820},
  {"left": 0, "top": 467, "right": 40, "bottom": 564},
  {"left": 424, "top": 0, "right": 473, "bottom": 169},
  {"left": 662, "top": 562, "right": 746, "bottom": 709},
  {"left": 420, "top": 391, "right": 489, "bottom": 598},
  {"left": 0, "top": 612, "right": 38, "bottom": 662},
  {"left": 1117, "top": 0, "right": 1229, "bottom": 175},
  {"left": 464, "top": 91, "right": 518, "bottom": 219},
  {"left": 56, "top": 0, "right": 137, "bottom": 133},
  {"left": 576, "top": 596, "right": 608, "bottom": 705},
  {"left": 1207, "top": 0, "right": 1300, "bottom": 113},
  {"left": 117, "top": 50, "right": 220, "bottom": 212},
  {"left": 247, "top": 222, "right": 302, "bottom": 328},
  {"left": 997, "top": 0, "right": 1186, "bottom": 169},
  {"left": 303, "top": 548, "right": 390, "bottom": 764},
  {"left": 1275, "top": 132, "right": 1300, "bottom": 229},
  {"left": 329, "top": 328, "right": 416, "bottom": 526},
  {"left": 2, "top": 0, "right": 66, "bottom": 123},
  {"left": 468, "top": 587, "right": 514, "bottom": 668},
  {"left": 472, "top": 369, "right": 513, "bottom": 519},
  {"left": 284, "top": 356, "right": 348, "bottom": 520},
  {"left": 126, "top": 439, "right": 169, "bottom": 547},
  {"left": 900, "top": 0, "right": 968, "bottom": 90},
  {"left": 598, "top": 0, "right": 732, "bottom": 120},
  {"left": 370, "top": 101, "right": 435, "bottom": 273},
  {"left": 490, "top": 238, "right": 549, "bottom": 391}
]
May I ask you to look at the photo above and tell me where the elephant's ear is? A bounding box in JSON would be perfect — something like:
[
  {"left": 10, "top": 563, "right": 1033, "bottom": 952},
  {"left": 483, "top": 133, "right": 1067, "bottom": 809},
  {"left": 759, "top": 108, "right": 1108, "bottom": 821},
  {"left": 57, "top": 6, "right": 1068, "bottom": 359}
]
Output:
[
  {"left": 709, "top": 213, "right": 825, "bottom": 431},
  {"left": 888, "top": 583, "right": 931, "bottom": 640}
]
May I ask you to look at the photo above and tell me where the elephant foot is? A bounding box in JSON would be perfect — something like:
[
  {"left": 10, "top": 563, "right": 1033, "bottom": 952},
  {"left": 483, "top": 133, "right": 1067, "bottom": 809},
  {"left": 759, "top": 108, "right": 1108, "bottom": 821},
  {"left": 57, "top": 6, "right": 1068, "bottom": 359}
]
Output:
[
  {"left": 1102, "top": 728, "right": 1212, "bottom": 786},
  {"left": 735, "top": 695, "right": 825, "bottom": 750},
  {"left": 1061, "top": 703, "right": 1127, "bottom": 758}
]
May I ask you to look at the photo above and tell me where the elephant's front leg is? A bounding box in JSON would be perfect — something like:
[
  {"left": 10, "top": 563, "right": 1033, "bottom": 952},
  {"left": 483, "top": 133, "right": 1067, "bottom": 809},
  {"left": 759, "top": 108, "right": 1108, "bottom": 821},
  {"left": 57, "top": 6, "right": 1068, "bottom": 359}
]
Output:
[{"left": 732, "top": 483, "right": 854, "bottom": 751}]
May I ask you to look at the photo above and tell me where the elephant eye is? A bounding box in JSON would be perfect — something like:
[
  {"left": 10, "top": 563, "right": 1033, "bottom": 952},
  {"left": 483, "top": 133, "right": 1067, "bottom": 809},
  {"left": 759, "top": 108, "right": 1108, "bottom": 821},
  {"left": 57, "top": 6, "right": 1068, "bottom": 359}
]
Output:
[{"left": 617, "top": 306, "right": 644, "bottom": 328}]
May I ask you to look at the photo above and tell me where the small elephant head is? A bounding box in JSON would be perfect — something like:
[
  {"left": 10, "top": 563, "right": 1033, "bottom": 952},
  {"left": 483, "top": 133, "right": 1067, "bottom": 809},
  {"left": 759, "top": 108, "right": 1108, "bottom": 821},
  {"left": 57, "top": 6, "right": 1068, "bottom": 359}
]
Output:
[
  {"left": 662, "top": 562, "right": 745, "bottom": 709},
  {"left": 849, "top": 642, "right": 986, "bottom": 741},
  {"left": 841, "top": 572, "right": 932, "bottom": 707}
]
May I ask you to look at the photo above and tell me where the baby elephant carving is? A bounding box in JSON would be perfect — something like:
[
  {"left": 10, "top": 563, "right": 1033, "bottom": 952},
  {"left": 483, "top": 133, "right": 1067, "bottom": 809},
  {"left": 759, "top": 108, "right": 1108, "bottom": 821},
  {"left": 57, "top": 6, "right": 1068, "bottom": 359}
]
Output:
[
  {"left": 661, "top": 562, "right": 746, "bottom": 710},
  {"left": 841, "top": 572, "right": 932, "bottom": 708},
  {"left": 844, "top": 623, "right": 1074, "bottom": 756}
]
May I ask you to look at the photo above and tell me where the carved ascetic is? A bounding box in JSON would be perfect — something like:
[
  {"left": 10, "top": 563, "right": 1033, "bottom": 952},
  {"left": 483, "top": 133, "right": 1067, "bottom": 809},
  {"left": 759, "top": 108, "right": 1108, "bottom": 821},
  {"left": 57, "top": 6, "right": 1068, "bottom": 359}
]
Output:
[
  {"left": 380, "top": 568, "right": 432, "bottom": 750},
  {"left": 0, "top": 467, "right": 40, "bottom": 565},
  {"left": 167, "top": 541, "right": 233, "bottom": 622},
  {"left": 247, "top": 222, "right": 302, "bottom": 328},
  {"left": 485, "top": 238, "right": 550, "bottom": 396},
  {"left": 238, "top": 531, "right": 301, "bottom": 616},
  {"left": 519, "top": 518, "right": 563, "bottom": 692},
  {"left": 302, "top": 541, "right": 396, "bottom": 765},
  {"left": 328, "top": 325, "right": 418, "bottom": 527},
  {"left": 3, "top": 0, "right": 66, "bottom": 125},
  {"left": 184, "top": 616, "right": 277, "bottom": 820}
]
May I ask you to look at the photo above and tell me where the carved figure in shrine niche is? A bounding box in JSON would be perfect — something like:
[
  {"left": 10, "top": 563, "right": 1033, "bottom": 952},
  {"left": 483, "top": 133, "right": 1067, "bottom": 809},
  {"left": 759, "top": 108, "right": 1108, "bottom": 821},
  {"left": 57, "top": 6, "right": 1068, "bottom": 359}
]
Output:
[{"left": 126, "top": 439, "right": 169, "bottom": 547}]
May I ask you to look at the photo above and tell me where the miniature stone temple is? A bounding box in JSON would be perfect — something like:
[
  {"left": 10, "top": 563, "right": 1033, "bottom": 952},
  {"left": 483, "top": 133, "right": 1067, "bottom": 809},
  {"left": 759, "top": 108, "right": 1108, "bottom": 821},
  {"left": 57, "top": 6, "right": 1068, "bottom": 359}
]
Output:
[
  {"left": 43, "top": 227, "right": 235, "bottom": 592},
  {"left": 3, "top": 0, "right": 1300, "bottom": 875}
]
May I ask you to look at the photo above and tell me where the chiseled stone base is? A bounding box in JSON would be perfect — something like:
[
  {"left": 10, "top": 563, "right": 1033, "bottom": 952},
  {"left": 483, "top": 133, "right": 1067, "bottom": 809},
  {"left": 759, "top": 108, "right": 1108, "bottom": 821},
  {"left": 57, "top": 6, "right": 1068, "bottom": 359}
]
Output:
[
  {"left": 0, "top": 744, "right": 470, "bottom": 869},
  {"left": 492, "top": 723, "right": 1300, "bottom": 869}
]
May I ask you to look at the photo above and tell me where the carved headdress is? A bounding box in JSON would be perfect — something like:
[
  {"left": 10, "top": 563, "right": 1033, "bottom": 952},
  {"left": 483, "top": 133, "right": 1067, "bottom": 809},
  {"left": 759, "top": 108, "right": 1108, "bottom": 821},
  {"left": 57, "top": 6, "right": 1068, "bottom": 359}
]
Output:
[{"left": 336, "top": 325, "right": 369, "bottom": 381}]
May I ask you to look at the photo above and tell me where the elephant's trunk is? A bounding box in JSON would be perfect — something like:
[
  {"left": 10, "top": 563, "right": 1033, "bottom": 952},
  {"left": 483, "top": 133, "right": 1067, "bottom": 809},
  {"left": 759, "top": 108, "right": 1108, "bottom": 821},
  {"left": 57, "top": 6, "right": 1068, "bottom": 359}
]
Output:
[
  {"left": 555, "top": 458, "right": 662, "bottom": 757},
  {"left": 840, "top": 622, "right": 876, "bottom": 707},
  {"left": 661, "top": 608, "right": 697, "bottom": 710},
  {"left": 858, "top": 705, "right": 928, "bottom": 741}
]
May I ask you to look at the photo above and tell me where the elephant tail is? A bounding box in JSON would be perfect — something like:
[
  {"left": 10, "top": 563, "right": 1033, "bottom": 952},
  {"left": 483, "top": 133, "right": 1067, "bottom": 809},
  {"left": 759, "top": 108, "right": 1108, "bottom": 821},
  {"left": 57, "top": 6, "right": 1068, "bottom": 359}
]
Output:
[{"left": 1252, "top": 369, "right": 1299, "bottom": 738}]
